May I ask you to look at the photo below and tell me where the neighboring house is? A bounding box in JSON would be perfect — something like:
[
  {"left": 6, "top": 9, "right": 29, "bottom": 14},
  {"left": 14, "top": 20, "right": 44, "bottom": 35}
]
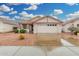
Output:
[
  {"left": 20, "top": 16, "right": 63, "bottom": 33},
  {"left": 63, "top": 18, "right": 79, "bottom": 32},
  {"left": 0, "top": 17, "right": 18, "bottom": 33}
]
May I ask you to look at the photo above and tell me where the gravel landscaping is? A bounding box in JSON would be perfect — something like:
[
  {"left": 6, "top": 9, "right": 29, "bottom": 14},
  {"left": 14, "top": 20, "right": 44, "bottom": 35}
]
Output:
[
  {"left": 62, "top": 33, "right": 79, "bottom": 46},
  {"left": 0, "top": 33, "right": 61, "bottom": 46},
  {"left": 0, "top": 33, "right": 36, "bottom": 46}
]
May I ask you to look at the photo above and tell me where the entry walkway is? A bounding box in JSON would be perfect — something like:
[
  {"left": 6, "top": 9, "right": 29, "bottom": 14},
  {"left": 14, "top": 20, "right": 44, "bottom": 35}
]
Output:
[{"left": 61, "top": 39, "right": 75, "bottom": 46}]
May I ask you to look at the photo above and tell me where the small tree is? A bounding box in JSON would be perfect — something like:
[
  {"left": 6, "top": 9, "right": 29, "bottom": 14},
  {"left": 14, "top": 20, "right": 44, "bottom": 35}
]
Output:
[
  {"left": 68, "top": 27, "right": 76, "bottom": 35},
  {"left": 68, "top": 26, "right": 79, "bottom": 35},
  {"left": 68, "top": 27, "right": 76, "bottom": 32}
]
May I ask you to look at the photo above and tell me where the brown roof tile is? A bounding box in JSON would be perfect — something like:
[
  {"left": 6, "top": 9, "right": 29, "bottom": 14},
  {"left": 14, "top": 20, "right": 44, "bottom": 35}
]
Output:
[
  {"left": 20, "top": 16, "right": 63, "bottom": 24},
  {"left": 64, "top": 18, "right": 79, "bottom": 25},
  {"left": 20, "top": 16, "right": 42, "bottom": 24}
]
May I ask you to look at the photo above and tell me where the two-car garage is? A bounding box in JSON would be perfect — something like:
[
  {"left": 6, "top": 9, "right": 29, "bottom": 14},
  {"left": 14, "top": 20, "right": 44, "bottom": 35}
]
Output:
[{"left": 33, "top": 23, "right": 62, "bottom": 33}]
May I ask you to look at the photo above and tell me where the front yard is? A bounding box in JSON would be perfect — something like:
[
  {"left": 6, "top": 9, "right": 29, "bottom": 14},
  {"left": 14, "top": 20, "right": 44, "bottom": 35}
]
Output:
[
  {"left": 0, "top": 33, "right": 61, "bottom": 46},
  {"left": 0, "top": 32, "right": 79, "bottom": 46},
  {"left": 0, "top": 33, "right": 37, "bottom": 46},
  {"left": 62, "top": 33, "right": 79, "bottom": 46}
]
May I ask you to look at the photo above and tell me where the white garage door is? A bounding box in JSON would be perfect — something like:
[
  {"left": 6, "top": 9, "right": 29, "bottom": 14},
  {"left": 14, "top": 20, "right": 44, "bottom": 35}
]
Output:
[{"left": 34, "top": 24, "right": 61, "bottom": 33}]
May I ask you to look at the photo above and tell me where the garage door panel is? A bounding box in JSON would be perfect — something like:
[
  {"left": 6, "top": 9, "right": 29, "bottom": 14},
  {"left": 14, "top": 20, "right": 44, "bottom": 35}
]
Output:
[{"left": 34, "top": 25, "right": 59, "bottom": 33}]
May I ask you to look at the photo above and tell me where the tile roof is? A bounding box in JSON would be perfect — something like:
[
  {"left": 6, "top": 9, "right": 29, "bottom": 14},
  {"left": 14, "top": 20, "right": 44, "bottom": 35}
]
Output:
[
  {"left": 20, "top": 16, "right": 63, "bottom": 24},
  {"left": 64, "top": 18, "right": 79, "bottom": 25}
]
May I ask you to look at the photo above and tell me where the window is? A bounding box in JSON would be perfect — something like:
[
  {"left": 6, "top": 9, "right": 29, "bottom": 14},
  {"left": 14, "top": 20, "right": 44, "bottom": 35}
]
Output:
[
  {"left": 47, "top": 24, "right": 57, "bottom": 26},
  {"left": 77, "top": 24, "right": 79, "bottom": 27}
]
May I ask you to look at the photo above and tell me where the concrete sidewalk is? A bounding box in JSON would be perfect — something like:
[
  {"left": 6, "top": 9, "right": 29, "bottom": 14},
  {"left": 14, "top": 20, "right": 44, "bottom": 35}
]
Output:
[{"left": 0, "top": 46, "right": 79, "bottom": 56}]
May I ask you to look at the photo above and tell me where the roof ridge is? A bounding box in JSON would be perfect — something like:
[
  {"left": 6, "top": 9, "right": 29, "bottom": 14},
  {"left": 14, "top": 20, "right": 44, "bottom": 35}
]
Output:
[
  {"left": 0, "top": 17, "right": 18, "bottom": 25},
  {"left": 32, "top": 16, "right": 63, "bottom": 23},
  {"left": 64, "top": 18, "right": 79, "bottom": 25}
]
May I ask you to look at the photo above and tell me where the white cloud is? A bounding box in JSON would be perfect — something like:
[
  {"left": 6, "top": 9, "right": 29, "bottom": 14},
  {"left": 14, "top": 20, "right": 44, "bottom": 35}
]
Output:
[
  {"left": 64, "top": 11, "right": 79, "bottom": 21},
  {"left": 19, "top": 11, "right": 29, "bottom": 17},
  {"left": 0, "top": 15, "right": 10, "bottom": 19},
  {"left": 13, "top": 16, "right": 21, "bottom": 20},
  {"left": 52, "top": 16, "right": 58, "bottom": 19},
  {"left": 10, "top": 8, "right": 14, "bottom": 11},
  {"left": 0, "top": 4, "right": 11, "bottom": 12},
  {"left": 14, "top": 15, "right": 30, "bottom": 20},
  {"left": 0, "top": 15, "right": 16, "bottom": 20},
  {"left": 66, "top": 3, "right": 79, "bottom": 6},
  {"left": 6, "top": 3, "right": 41, "bottom": 11},
  {"left": 19, "top": 11, "right": 44, "bottom": 18},
  {"left": 14, "top": 11, "right": 44, "bottom": 20},
  {"left": 53, "top": 9, "right": 63, "bottom": 15},
  {"left": 67, "top": 11, "right": 79, "bottom": 18},
  {"left": 50, "top": 14, "right": 58, "bottom": 19},
  {"left": 14, "top": 16, "right": 20, "bottom": 19},
  {"left": 24, "top": 4, "right": 38, "bottom": 10},
  {"left": 9, "top": 11, "right": 17, "bottom": 14},
  {"left": 19, "top": 11, "right": 34, "bottom": 17}
]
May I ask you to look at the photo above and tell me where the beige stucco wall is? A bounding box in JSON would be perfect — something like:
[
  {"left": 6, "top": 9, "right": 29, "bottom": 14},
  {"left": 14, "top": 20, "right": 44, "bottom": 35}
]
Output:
[
  {"left": 63, "top": 20, "right": 79, "bottom": 32},
  {"left": 73, "top": 20, "right": 79, "bottom": 27},
  {"left": 0, "top": 22, "right": 14, "bottom": 32},
  {"left": 63, "top": 23, "right": 72, "bottom": 32}
]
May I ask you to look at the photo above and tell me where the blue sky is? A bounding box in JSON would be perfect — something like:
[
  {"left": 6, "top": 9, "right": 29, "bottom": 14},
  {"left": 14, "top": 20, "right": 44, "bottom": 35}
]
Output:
[{"left": 0, "top": 3, "right": 79, "bottom": 21}]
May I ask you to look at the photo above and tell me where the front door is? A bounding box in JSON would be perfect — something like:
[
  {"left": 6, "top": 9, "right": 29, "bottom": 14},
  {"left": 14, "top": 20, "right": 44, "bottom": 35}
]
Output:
[{"left": 30, "top": 24, "right": 33, "bottom": 33}]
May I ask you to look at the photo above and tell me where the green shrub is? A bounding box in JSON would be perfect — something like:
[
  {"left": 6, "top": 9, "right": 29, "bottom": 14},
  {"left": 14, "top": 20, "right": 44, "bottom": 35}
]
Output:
[
  {"left": 14, "top": 29, "right": 26, "bottom": 33},
  {"left": 68, "top": 27, "right": 79, "bottom": 35},
  {"left": 14, "top": 29, "right": 19, "bottom": 33},
  {"left": 20, "top": 29, "right": 26, "bottom": 33}
]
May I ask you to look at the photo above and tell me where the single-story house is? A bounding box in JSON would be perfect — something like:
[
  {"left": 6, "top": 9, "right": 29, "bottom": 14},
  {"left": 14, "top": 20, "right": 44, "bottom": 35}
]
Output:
[
  {"left": 1, "top": 16, "right": 79, "bottom": 33},
  {"left": 0, "top": 17, "right": 18, "bottom": 33},
  {"left": 63, "top": 18, "right": 79, "bottom": 32},
  {"left": 20, "top": 16, "right": 63, "bottom": 33}
]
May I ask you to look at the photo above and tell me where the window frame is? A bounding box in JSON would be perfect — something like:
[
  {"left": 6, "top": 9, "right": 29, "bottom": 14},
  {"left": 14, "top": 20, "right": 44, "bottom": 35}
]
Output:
[{"left": 47, "top": 24, "right": 57, "bottom": 26}]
